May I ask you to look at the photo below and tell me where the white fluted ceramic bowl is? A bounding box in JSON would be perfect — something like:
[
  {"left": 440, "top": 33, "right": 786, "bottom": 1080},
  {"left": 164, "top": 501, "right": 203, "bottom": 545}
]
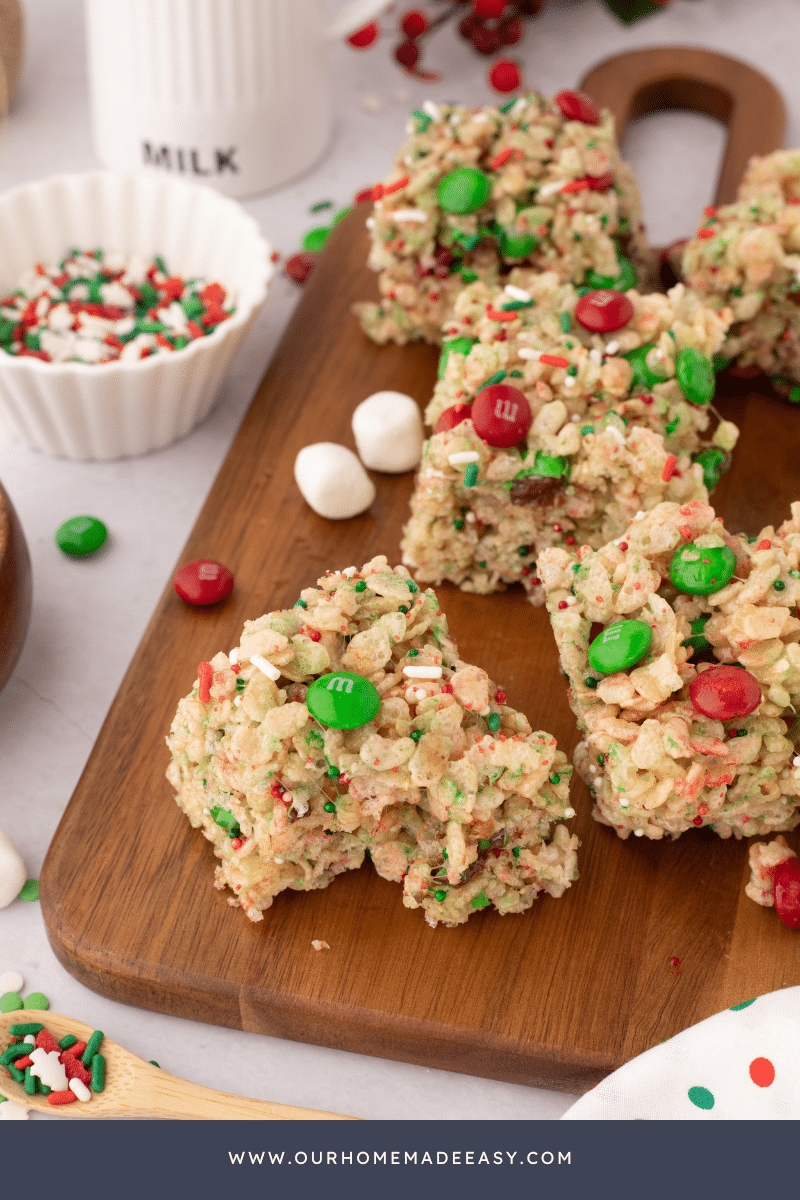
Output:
[{"left": 0, "top": 171, "right": 273, "bottom": 459}]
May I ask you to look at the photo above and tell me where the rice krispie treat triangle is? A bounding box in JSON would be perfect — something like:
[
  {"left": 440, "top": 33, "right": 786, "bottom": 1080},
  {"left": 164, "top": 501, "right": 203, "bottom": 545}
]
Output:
[
  {"left": 683, "top": 149, "right": 800, "bottom": 385},
  {"left": 401, "top": 275, "right": 737, "bottom": 604},
  {"left": 355, "top": 90, "right": 650, "bottom": 345},
  {"left": 539, "top": 500, "right": 800, "bottom": 841},
  {"left": 166, "top": 556, "right": 578, "bottom": 928}
]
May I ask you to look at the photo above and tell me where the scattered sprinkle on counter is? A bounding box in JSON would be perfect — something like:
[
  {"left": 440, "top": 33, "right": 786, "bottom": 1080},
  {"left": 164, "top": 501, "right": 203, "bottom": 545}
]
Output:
[{"left": 0, "top": 248, "right": 235, "bottom": 363}]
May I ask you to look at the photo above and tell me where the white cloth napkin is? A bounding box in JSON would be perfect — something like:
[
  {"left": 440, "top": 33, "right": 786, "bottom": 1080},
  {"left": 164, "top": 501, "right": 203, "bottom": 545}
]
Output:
[{"left": 561, "top": 987, "right": 800, "bottom": 1119}]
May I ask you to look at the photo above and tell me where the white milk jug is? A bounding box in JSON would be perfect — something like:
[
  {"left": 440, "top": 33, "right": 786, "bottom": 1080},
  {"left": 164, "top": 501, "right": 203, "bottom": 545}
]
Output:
[{"left": 84, "top": 0, "right": 390, "bottom": 198}]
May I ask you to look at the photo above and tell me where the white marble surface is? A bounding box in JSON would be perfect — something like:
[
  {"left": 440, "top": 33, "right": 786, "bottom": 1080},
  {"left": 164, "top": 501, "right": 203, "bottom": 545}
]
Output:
[{"left": 1, "top": 0, "right": 799, "bottom": 1122}]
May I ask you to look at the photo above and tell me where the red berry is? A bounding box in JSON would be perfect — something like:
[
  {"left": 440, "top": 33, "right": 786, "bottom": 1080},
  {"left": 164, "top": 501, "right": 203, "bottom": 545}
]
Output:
[
  {"left": 554, "top": 89, "right": 600, "bottom": 126},
  {"left": 347, "top": 21, "right": 379, "bottom": 49},
  {"left": 284, "top": 251, "right": 318, "bottom": 284},
  {"left": 471, "top": 24, "right": 501, "bottom": 54},
  {"left": 689, "top": 664, "right": 762, "bottom": 722},
  {"left": 575, "top": 289, "right": 634, "bottom": 333},
  {"left": 474, "top": 0, "right": 506, "bottom": 16},
  {"left": 400, "top": 10, "right": 427, "bottom": 38},
  {"left": 434, "top": 403, "right": 474, "bottom": 434},
  {"left": 395, "top": 39, "right": 420, "bottom": 70},
  {"left": 174, "top": 559, "right": 234, "bottom": 606},
  {"left": 488, "top": 58, "right": 520, "bottom": 93},
  {"left": 774, "top": 857, "right": 800, "bottom": 929},
  {"left": 471, "top": 383, "right": 531, "bottom": 447},
  {"left": 498, "top": 16, "right": 523, "bottom": 45}
]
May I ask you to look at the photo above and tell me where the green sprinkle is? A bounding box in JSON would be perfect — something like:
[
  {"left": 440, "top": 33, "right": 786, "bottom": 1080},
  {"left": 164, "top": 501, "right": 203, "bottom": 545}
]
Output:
[
  {"left": 0, "top": 992, "right": 23, "bottom": 1013},
  {"left": 59, "top": 1034, "right": 78, "bottom": 1050},
  {"left": 477, "top": 369, "right": 507, "bottom": 390},
  {"left": 354, "top": 580, "right": 367, "bottom": 592},
  {"left": 549, "top": 773, "right": 560, "bottom": 784},
  {"left": 477, "top": 560, "right": 487, "bottom": 569},
  {"left": 460, "top": 269, "right": 478, "bottom": 282},
  {"left": 323, "top": 801, "right": 336, "bottom": 813},
  {"left": 309, "top": 199, "right": 333, "bottom": 213},
  {"left": 23, "top": 1066, "right": 36, "bottom": 1095},
  {"left": 434, "top": 890, "right": 447, "bottom": 902},
  {"left": 487, "top": 713, "right": 501, "bottom": 732},
  {"left": 81, "top": 1030, "right": 104, "bottom": 1066},
  {"left": 790, "top": 386, "right": 800, "bottom": 404},
  {"left": 0, "top": 1043, "right": 32, "bottom": 1065},
  {"left": 236, "top": 677, "right": 246, "bottom": 692},
  {"left": 498, "top": 98, "right": 517, "bottom": 113},
  {"left": 407, "top": 649, "right": 419, "bottom": 657},
  {"left": 453, "top": 518, "right": 465, "bottom": 529},
  {"left": 326, "top": 765, "right": 340, "bottom": 779},
  {"left": 406, "top": 579, "right": 419, "bottom": 592},
  {"left": 154, "top": 254, "right": 168, "bottom": 275},
  {"left": 470, "top": 891, "right": 491, "bottom": 910},
  {"left": 91, "top": 1053, "right": 105, "bottom": 1093},
  {"left": 9, "top": 1022, "right": 43, "bottom": 1036},
  {"left": 411, "top": 108, "right": 432, "bottom": 131},
  {"left": 22, "top": 992, "right": 49, "bottom": 1010},
  {"left": 736, "top": 728, "right": 748, "bottom": 737},
  {"left": 597, "top": 754, "right": 605, "bottom": 765},
  {"left": 517, "top": 545, "right": 529, "bottom": 556},
  {"left": 580, "top": 424, "right": 594, "bottom": 435},
  {"left": 294, "top": 598, "right": 307, "bottom": 608},
  {"left": 774, "top": 580, "right": 786, "bottom": 590},
  {"left": 512, "top": 846, "right": 521, "bottom": 858},
  {"left": 567, "top": 366, "right": 577, "bottom": 377},
  {"left": 478, "top": 839, "right": 492, "bottom": 851},
  {"left": 7, "top": 1064, "right": 23, "bottom": 1083},
  {"left": 210, "top": 806, "right": 239, "bottom": 832},
  {"left": 585, "top": 677, "right": 598, "bottom": 688},
  {"left": 463, "top": 462, "right": 479, "bottom": 488},
  {"left": 560, "top": 311, "right": 571, "bottom": 332},
  {"left": 500, "top": 298, "right": 535, "bottom": 311},
  {"left": 509, "top": 369, "right": 523, "bottom": 377},
  {"left": 399, "top": 605, "right": 409, "bottom": 613}
]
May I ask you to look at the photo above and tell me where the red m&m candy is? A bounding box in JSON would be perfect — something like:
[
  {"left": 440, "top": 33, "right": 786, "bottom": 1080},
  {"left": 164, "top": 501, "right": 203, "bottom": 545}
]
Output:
[
  {"left": 174, "top": 559, "right": 234, "bottom": 606},
  {"left": 554, "top": 90, "right": 600, "bottom": 126},
  {"left": 689, "top": 664, "right": 761, "bottom": 721},
  {"left": 773, "top": 857, "right": 800, "bottom": 929},
  {"left": 434, "top": 403, "right": 473, "bottom": 434},
  {"left": 575, "top": 289, "right": 634, "bottom": 333},
  {"left": 471, "top": 383, "right": 531, "bottom": 447}
]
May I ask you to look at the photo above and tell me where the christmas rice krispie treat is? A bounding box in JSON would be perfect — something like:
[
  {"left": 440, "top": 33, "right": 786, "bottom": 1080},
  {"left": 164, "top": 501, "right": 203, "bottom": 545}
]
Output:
[
  {"left": 166, "top": 556, "right": 578, "bottom": 928},
  {"left": 355, "top": 90, "right": 650, "bottom": 345},
  {"left": 683, "top": 150, "right": 800, "bottom": 385},
  {"left": 539, "top": 500, "right": 800, "bottom": 840}
]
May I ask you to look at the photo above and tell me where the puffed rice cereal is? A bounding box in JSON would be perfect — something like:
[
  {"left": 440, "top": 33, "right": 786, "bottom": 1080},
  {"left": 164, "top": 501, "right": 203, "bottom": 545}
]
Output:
[{"left": 746, "top": 835, "right": 797, "bottom": 906}]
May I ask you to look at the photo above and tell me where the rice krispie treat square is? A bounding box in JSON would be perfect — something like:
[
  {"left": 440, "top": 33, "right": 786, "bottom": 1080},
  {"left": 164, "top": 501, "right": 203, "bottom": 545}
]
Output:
[
  {"left": 683, "top": 149, "right": 800, "bottom": 385},
  {"left": 166, "top": 556, "right": 578, "bottom": 928},
  {"left": 400, "top": 276, "right": 737, "bottom": 604},
  {"left": 538, "top": 500, "right": 800, "bottom": 841},
  {"left": 355, "top": 90, "right": 651, "bottom": 345}
]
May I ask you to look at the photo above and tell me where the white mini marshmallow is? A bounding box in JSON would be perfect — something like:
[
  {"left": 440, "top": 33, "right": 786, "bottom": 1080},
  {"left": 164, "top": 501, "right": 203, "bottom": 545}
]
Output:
[
  {"left": 294, "top": 443, "right": 376, "bottom": 519},
  {"left": 0, "top": 826, "right": 25, "bottom": 908},
  {"left": 351, "top": 391, "right": 423, "bottom": 473}
]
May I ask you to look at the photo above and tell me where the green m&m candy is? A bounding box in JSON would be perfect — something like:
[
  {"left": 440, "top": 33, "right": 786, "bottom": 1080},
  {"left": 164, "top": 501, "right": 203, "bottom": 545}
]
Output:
[
  {"left": 531, "top": 450, "right": 567, "bottom": 478},
  {"left": 437, "top": 167, "right": 491, "bottom": 214},
  {"left": 306, "top": 671, "right": 380, "bottom": 730},
  {"left": 584, "top": 254, "right": 637, "bottom": 293},
  {"left": 498, "top": 227, "right": 537, "bottom": 258},
  {"left": 676, "top": 347, "right": 715, "bottom": 406},
  {"left": 670, "top": 543, "right": 736, "bottom": 594},
  {"left": 55, "top": 515, "right": 107, "bottom": 557},
  {"left": 622, "top": 343, "right": 668, "bottom": 391},
  {"left": 693, "top": 447, "right": 728, "bottom": 491},
  {"left": 588, "top": 619, "right": 652, "bottom": 674},
  {"left": 682, "top": 614, "right": 712, "bottom": 654},
  {"left": 437, "top": 336, "right": 476, "bottom": 379}
]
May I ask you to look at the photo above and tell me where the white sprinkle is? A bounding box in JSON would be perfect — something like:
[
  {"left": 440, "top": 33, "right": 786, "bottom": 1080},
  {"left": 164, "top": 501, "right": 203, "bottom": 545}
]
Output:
[
  {"left": 793, "top": 756, "right": 800, "bottom": 766},
  {"left": 233, "top": 697, "right": 242, "bottom": 707},
  {"left": 366, "top": 217, "right": 375, "bottom": 230},
  {"left": 403, "top": 665, "right": 443, "bottom": 679},
  {"left": 413, "top": 687, "right": 427, "bottom": 701},
  {"left": 250, "top": 653, "right": 281, "bottom": 681},
  {"left": 479, "top": 706, "right": 491, "bottom": 716},
  {"left": 604, "top": 424, "right": 626, "bottom": 445},
  {"left": 563, "top": 376, "right": 576, "bottom": 389},
  {"left": 472, "top": 112, "right": 490, "bottom": 124},
  {"left": 504, "top": 284, "right": 532, "bottom": 302},
  {"left": 422, "top": 100, "right": 440, "bottom": 119},
  {"left": 69, "top": 1077, "right": 92, "bottom": 1102},
  {"left": 274, "top": 857, "right": 284, "bottom": 864},
  {"left": 604, "top": 340, "right": 620, "bottom": 355},
  {"left": 465, "top": 511, "right": 476, "bottom": 523},
  {"left": 634, "top": 827, "right": 644, "bottom": 836},
  {"left": 405, "top": 685, "right": 421, "bottom": 705},
  {"left": 589, "top": 347, "right": 602, "bottom": 365},
  {"left": 538, "top": 179, "right": 568, "bottom": 198},
  {"left": 517, "top": 347, "right": 543, "bottom": 360},
  {"left": 448, "top": 450, "right": 479, "bottom": 465},
  {"left": 390, "top": 208, "right": 427, "bottom": 223},
  {"left": 510, "top": 97, "right": 526, "bottom": 115},
  {"left": 634, "top": 510, "right": 646, "bottom": 520},
  {"left": 589, "top": 765, "right": 598, "bottom": 775},
  {"left": 571, "top": 413, "right": 580, "bottom": 422},
  {"left": 203, "top": 807, "right": 210, "bottom": 815},
  {"left": 564, "top": 807, "right": 575, "bottom": 818},
  {"left": 341, "top": 566, "right": 357, "bottom": 577},
  {"left": 229, "top": 647, "right": 240, "bottom": 666},
  {"left": 23, "top": 1034, "right": 35, "bottom": 1044}
]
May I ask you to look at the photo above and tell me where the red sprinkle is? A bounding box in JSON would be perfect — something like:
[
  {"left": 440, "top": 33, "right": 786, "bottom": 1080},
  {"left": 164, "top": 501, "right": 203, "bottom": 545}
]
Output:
[
  {"left": 440, "top": 682, "right": 454, "bottom": 694},
  {"left": 553, "top": 89, "right": 600, "bottom": 126},
  {"left": 308, "top": 630, "right": 322, "bottom": 642},
  {"left": 486, "top": 305, "right": 518, "bottom": 322},
  {"left": 495, "top": 690, "right": 506, "bottom": 703},
  {"left": 490, "top": 147, "right": 514, "bottom": 170},
  {"left": 48, "top": 1090, "right": 78, "bottom": 1105},
  {"left": 756, "top": 539, "right": 771, "bottom": 551},
  {"left": 284, "top": 252, "right": 318, "bottom": 284},
  {"left": 230, "top": 837, "right": 243, "bottom": 850},
  {"left": 697, "top": 227, "right": 715, "bottom": 239},
  {"left": 662, "top": 454, "right": 677, "bottom": 482},
  {"left": 679, "top": 525, "right": 692, "bottom": 539},
  {"left": 619, "top": 542, "right": 628, "bottom": 551},
  {"left": 561, "top": 178, "right": 590, "bottom": 194},
  {"left": 558, "top": 600, "right": 568, "bottom": 610},
  {"left": 539, "top": 353, "right": 570, "bottom": 368},
  {"left": 587, "top": 172, "right": 614, "bottom": 191},
  {"left": 197, "top": 661, "right": 214, "bottom": 704},
  {"left": 384, "top": 175, "right": 409, "bottom": 195},
  {"left": 35, "top": 1029, "right": 60, "bottom": 1054}
]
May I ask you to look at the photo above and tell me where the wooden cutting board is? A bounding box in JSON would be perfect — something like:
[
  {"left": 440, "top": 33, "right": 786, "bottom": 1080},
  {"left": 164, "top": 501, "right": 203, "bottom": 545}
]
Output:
[{"left": 41, "top": 96, "right": 800, "bottom": 1096}]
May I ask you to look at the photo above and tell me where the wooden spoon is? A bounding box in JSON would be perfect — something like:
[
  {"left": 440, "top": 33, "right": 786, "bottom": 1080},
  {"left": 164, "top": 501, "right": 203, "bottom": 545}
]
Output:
[{"left": 0, "top": 1011, "right": 359, "bottom": 1119}]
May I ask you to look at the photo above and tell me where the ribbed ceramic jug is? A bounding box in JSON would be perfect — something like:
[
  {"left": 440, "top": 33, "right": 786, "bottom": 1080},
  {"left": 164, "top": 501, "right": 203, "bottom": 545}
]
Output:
[{"left": 84, "top": 0, "right": 390, "bottom": 198}]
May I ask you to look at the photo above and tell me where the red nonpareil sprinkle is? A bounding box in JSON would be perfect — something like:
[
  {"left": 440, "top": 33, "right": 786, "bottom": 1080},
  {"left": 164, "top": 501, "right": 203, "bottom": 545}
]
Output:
[
  {"left": 440, "top": 682, "right": 454, "bottom": 694},
  {"left": 230, "top": 837, "right": 243, "bottom": 850},
  {"left": 552, "top": 523, "right": 562, "bottom": 533},
  {"left": 308, "top": 630, "right": 322, "bottom": 642},
  {"left": 662, "top": 454, "right": 677, "bottom": 482},
  {"left": 756, "top": 539, "right": 771, "bottom": 550},
  {"left": 558, "top": 600, "right": 568, "bottom": 610},
  {"left": 697, "top": 228, "right": 715, "bottom": 239},
  {"left": 704, "top": 206, "right": 717, "bottom": 217},
  {"left": 565, "top": 535, "right": 576, "bottom": 545},
  {"left": 197, "top": 661, "right": 214, "bottom": 703},
  {"left": 384, "top": 175, "right": 409, "bottom": 195},
  {"left": 488, "top": 59, "right": 521, "bottom": 94},
  {"left": 668, "top": 955, "right": 682, "bottom": 976},
  {"left": 490, "top": 147, "right": 514, "bottom": 170},
  {"left": 561, "top": 178, "right": 590, "bottom": 194},
  {"left": 539, "top": 353, "right": 569, "bottom": 368},
  {"left": 271, "top": 782, "right": 286, "bottom": 798},
  {"left": 48, "top": 1089, "right": 78, "bottom": 1105},
  {"left": 679, "top": 525, "right": 692, "bottom": 539},
  {"left": 619, "top": 541, "right": 628, "bottom": 551},
  {"left": 270, "top": 250, "right": 280, "bottom": 263},
  {"left": 495, "top": 690, "right": 506, "bottom": 703},
  {"left": 486, "top": 305, "right": 518, "bottom": 321},
  {"left": 530, "top": 577, "right": 540, "bottom": 586}
]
